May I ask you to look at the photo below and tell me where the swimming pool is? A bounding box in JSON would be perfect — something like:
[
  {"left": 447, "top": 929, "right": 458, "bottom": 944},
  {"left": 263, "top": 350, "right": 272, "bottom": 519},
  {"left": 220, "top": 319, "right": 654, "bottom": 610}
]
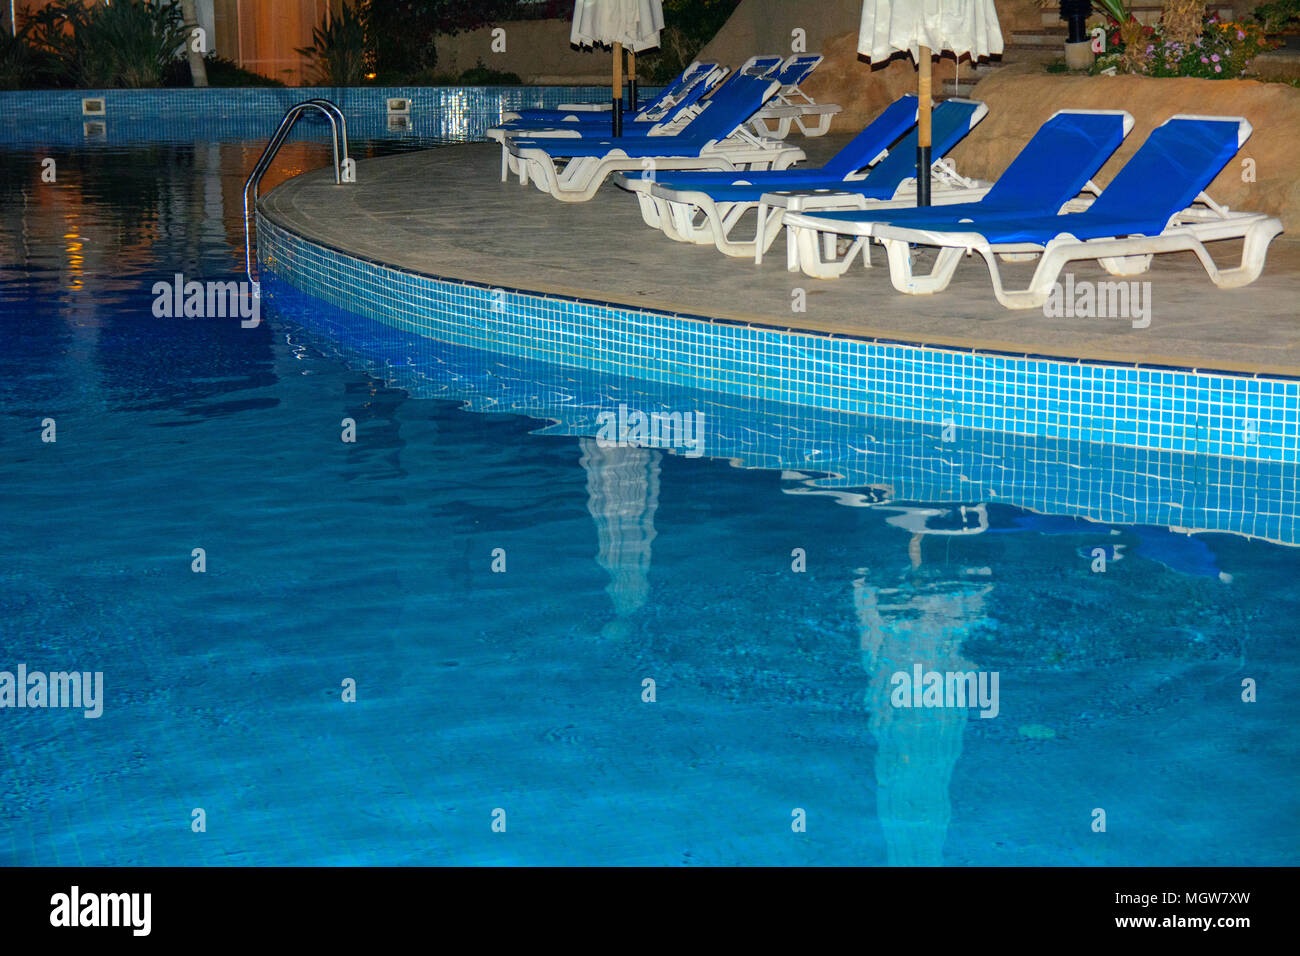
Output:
[{"left": 1, "top": 109, "right": 1297, "bottom": 866}]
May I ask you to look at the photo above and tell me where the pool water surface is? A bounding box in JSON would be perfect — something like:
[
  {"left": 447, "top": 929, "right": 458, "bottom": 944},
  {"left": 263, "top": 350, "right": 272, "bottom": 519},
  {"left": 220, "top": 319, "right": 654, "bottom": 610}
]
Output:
[{"left": 0, "top": 127, "right": 1297, "bottom": 867}]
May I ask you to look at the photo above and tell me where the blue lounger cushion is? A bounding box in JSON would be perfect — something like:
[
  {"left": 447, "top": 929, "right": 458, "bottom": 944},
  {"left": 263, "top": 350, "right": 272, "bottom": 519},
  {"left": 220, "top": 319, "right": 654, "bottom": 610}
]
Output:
[
  {"left": 509, "top": 62, "right": 715, "bottom": 124},
  {"left": 643, "top": 97, "right": 987, "bottom": 202},
  {"left": 807, "top": 109, "right": 1132, "bottom": 229},
  {"left": 864, "top": 116, "right": 1243, "bottom": 243},
  {"left": 617, "top": 94, "right": 919, "bottom": 189},
  {"left": 510, "top": 75, "right": 778, "bottom": 159},
  {"left": 498, "top": 68, "right": 719, "bottom": 136}
]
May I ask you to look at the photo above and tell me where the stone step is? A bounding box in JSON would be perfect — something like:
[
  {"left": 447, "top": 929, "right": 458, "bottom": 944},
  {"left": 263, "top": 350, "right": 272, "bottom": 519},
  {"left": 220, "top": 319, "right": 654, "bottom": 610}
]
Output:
[
  {"left": 1008, "top": 30, "right": 1068, "bottom": 47},
  {"left": 1039, "top": 4, "right": 1237, "bottom": 28},
  {"left": 944, "top": 61, "right": 1003, "bottom": 97}
]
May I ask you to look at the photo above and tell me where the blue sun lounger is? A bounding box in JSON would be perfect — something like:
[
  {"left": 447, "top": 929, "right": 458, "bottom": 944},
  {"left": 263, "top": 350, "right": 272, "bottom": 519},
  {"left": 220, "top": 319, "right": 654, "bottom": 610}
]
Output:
[
  {"left": 792, "top": 114, "right": 1283, "bottom": 307},
  {"left": 616, "top": 96, "right": 988, "bottom": 258},
  {"left": 491, "top": 54, "right": 783, "bottom": 143},
  {"left": 783, "top": 108, "right": 1135, "bottom": 277},
  {"left": 503, "top": 61, "right": 722, "bottom": 125},
  {"left": 614, "top": 93, "right": 919, "bottom": 196},
  {"left": 504, "top": 73, "right": 805, "bottom": 203},
  {"left": 489, "top": 62, "right": 727, "bottom": 142},
  {"left": 747, "top": 54, "right": 843, "bottom": 138}
]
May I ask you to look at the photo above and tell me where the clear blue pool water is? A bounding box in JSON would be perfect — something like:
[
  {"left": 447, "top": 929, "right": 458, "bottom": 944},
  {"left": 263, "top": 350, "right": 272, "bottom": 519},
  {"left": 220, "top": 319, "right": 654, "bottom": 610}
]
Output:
[{"left": 1, "top": 125, "right": 1297, "bottom": 867}]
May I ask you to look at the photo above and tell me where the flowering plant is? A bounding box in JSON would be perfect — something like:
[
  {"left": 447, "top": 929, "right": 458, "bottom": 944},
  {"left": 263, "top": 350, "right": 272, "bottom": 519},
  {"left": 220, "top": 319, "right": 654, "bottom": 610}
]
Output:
[{"left": 1093, "top": 14, "right": 1275, "bottom": 77}]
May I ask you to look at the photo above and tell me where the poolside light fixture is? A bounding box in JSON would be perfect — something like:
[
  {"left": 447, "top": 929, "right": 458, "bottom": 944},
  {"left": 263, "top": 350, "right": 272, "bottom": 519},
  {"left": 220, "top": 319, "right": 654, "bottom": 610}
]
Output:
[
  {"left": 858, "top": 0, "right": 1003, "bottom": 206},
  {"left": 570, "top": 0, "right": 664, "bottom": 138}
]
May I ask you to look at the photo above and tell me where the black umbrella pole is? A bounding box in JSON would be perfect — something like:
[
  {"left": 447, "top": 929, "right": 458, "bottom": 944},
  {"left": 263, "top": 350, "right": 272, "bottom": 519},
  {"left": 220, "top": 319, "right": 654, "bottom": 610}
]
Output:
[
  {"left": 628, "top": 48, "right": 638, "bottom": 112},
  {"left": 612, "top": 42, "right": 624, "bottom": 137},
  {"left": 917, "top": 145, "right": 931, "bottom": 207}
]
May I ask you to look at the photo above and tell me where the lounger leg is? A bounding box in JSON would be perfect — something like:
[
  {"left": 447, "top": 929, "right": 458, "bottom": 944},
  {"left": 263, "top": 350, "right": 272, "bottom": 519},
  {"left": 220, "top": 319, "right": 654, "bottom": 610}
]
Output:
[
  {"left": 635, "top": 192, "right": 662, "bottom": 229},
  {"left": 1190, "top": 217, "right": 1284, "bottom": 289},
  {"left": 793, "top": 224, "right": 856, "bottom": 280},
  {"left": 687, "top": 207, "right": 716, "bottom": 244},
  {"left": 756, "top": 201, "right": 771, "bottom": 266},
  {"left": 882, "top": 241, "right": 965, "bottom": 295},
  {"left": 793, "top": 113, "right": 833, "bottom": 137},
  {"left": 714, "top": 203, "right": 762, "bottom": 257},
  {"left": 660, "top": 202, "right": 699, "bottom": 243},
  {"left": 756, "top": 206, "right": 786, "bottom": 263},
  {"left": 1097, "top": 253, "right": 1153, "bottom": 276},
  {"left": 551, "top": 156, "right": 610, "bottom": 202},
  {"left": 660, "top": 204, "right": 686, "bottom": 241}
]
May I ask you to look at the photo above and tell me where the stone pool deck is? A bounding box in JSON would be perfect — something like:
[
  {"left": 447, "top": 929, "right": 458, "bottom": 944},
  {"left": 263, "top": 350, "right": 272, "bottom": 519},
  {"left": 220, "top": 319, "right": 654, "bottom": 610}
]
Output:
[{"left": 260, "top": 136, "right": 1300, "bottom": 378}]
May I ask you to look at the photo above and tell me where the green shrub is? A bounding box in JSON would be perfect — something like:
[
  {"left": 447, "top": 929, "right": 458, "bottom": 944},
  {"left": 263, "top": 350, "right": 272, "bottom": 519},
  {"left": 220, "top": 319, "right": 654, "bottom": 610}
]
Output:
[
  {"left": 639, "top": 0, "right": 742, "bottom": 84},
  {"left": 297, "top": 1, "right": 369, "bottom": 86},
  {"left": 27, "top": 0, "right": 185, "bottom": 88},
  {"left": 458, "top": 60, "right": 521, "bottom": 85},
  {"left": 162, "top": 53, "right": 285, "bottom": 88},
  {"left": 1253, "top": 0, "right": 1300, "bottom": 32},
  {"left": 0, "top": 23, "right": 39, "bottom": 90}
]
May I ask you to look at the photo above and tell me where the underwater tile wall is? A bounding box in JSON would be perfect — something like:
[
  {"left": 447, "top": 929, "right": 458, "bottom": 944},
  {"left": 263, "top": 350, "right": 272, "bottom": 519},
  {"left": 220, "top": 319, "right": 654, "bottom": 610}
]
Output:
[
  {"left": 259, "top": 215, "right": 1300, "bottom": 469},
  {"left": 268, "top": 271, "right": 1300, "bottom": 547},
  {"left": 0, "top": 86, "right": 660, "bottom": 146}
]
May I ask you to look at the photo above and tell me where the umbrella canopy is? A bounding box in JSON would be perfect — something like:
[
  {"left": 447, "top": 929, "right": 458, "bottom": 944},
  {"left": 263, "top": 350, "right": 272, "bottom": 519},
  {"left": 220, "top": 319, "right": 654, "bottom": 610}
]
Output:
[
  {"left": 572, "top": 0, "right": 664, "bottom": 136},
  {"left": 858, "top": 1, "right": 1002, "bottom": 205},
  {"left": 571, "top": 0, "right": 664, "bottom": 52},
  {"left": 859, "top": 0, "right": 1002, "bottom": 63}
]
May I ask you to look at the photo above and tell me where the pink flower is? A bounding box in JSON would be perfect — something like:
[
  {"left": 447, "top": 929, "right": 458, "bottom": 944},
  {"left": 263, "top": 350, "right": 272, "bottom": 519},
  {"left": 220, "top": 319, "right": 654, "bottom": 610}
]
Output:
[
  {"left": 1211, "top": 53, "right": 1220, "bottom": 62},
  {"left": 1200, "top": 55, "right": 1209, "bottom": 63},
  {"left": 1237, "top": 30, "right": 1246, "bottom": 40},
  {"left": 1214, "top": 64, "right": 1222, "bottom": 72}
]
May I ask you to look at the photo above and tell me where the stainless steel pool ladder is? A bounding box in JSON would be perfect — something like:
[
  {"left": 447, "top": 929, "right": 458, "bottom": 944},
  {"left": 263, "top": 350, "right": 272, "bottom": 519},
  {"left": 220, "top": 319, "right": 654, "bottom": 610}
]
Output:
[{"left": 243, "top": 98, "right": 354, "bottom": 295}]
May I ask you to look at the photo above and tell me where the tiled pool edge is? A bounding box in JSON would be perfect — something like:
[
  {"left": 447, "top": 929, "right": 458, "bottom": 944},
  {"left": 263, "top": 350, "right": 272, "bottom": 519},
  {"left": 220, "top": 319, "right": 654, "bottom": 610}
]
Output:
[{"left": 257, "top": 211, "right": 1300, "bottom": 464}]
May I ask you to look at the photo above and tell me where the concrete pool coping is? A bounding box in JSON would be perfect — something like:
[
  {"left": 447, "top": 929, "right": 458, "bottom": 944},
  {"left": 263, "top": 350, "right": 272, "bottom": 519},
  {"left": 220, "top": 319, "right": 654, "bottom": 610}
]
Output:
[{"left": 259, "top": 138, "right": 1300, "bottom": 380}]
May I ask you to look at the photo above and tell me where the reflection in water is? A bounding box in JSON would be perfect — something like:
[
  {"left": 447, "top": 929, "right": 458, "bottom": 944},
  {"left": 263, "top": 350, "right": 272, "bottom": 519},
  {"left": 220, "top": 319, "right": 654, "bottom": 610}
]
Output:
[
  {"left": 856, "top": 511, "right": 992, "bottom": 866},
  {"left": 579, "top": 438, "right": 661, "bottom": 639}
]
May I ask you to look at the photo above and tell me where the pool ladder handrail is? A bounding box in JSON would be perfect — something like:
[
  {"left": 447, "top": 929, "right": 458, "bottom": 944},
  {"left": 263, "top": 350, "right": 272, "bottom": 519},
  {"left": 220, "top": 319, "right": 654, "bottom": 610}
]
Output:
[{"left": 243, "top": 98, "right": 354, "bottom": 295}]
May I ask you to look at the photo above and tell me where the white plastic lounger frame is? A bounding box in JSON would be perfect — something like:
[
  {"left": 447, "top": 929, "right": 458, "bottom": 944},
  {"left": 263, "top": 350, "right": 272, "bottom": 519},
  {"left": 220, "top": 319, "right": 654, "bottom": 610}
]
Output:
[
  {"left": 828, "top": 116, "right": 1282, "bottom": 308},
  {"left": 495, "top": 64, "right": 728, "bottom": 131},
  {"left": 747, "top": 55, "right": 842, "bottom": 138},
  {"left": 506, "top": 134, "right": 806, "bottom": 203},
  {"left": 645, "top": 160, "right": 983, "bottom": 259},
  {"left": 771, "top": 176, "right": 1003, "bottom": 272},
  {"left": 503, "top": 78, "right": 804, "bottom": 202},
  {"left": 873, "top": 196, "right": 1282, "bottom": 309},
  {"left": 551, "top": 63, "right": 726, "bottom": 115},
  {"left": 493, "top": 65, "right": 783, "bottom": 183},
  {"left": 631, "top": 99, "right": 990, "bottom": 259},
  {"left": 500, "top": 62, "right": 726, "bottom": 120},
  {"left": 782, "top": 109, "right": 1136, "bottom": 277}
]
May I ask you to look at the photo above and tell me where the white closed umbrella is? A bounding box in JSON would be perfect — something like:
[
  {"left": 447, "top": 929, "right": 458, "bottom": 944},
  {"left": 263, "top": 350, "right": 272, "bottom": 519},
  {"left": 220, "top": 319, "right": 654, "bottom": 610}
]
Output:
[
  {"left": 572, "top": 0, "right": 664, "bottom": 136},
  {"left": 859, "top": 0, "right": 1002, "bottom": 206}
]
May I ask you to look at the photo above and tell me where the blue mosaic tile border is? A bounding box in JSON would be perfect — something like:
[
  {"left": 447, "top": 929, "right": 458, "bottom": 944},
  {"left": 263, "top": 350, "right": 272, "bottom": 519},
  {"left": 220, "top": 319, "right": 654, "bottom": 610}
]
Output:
[
  {"left": 0, "top": 85, "right": 661, "bottom": 146},
  {"left": 257, "top": 213, "right": 1300, "bottom": 465},
  {"left": 269, "top": 272, "right": 1300, "bottom": 547}
]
